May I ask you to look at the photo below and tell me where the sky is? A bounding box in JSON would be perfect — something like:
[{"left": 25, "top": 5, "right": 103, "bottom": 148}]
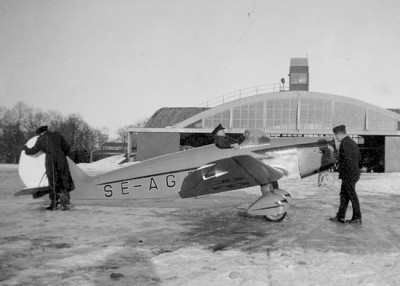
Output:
[{"left": 1, "top": 0, "right": 400, "bottom": 138}]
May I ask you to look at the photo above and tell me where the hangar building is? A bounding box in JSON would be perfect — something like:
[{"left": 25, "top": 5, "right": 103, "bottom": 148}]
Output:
[{"left": 129, "top": 58, "right": 400, "bottom": 172}]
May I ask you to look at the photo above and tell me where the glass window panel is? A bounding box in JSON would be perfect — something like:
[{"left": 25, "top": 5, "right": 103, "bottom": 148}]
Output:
[
  {"left": 282, "top": 99, "right": 290, "bottom": 109},
  {"left": 290, "top": 73, "right": 308, "bottom": 84},
  {"left": 324, "top": 116, "right": 331, "bottom": 129},
  {"left": 316, "top": 110, "right": 323, "bottom": 120},
  {"left": 315, "top": 100, "right": 323, "bottom": 110},
  {"left": 301, "top": 99, "right": 308, "bottom": 108},
  {"left": 222, "top": 119, "right": 230, "bottom": 127},
  {"left": 282, "top": 110, "right": 289, "bottom": 119},
  {"left": 249, "top": 109, "right": 256, "bottom": 117},
  {"left": 309, "top": 99, "right": 317, "bottom": 110},
  {"left": 290, "top": 110, "right": 297, "bottom": 127},
  {"left": 368, "top": 110, "right": 396, "bottom": 130},
  {"left": 324, "top": 101, "right": 331, "bottom": 110},
  {"left": 274, "top": 100, "right": 282, "bottom": 109},
  {"left": 274, "top": 109, "right": 281, "bottom": 119},
  {"left": 282, "top": 118, "right": 289, "bottom": 129},
  {"left": 204, "top": 118, "right": 212, "bottom": 128},
  {"left": 290, "top": 98, "right": 297, "bottom": 109}
]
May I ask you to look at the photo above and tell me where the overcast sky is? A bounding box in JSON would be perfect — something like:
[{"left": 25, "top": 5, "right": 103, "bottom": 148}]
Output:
[{"left": 1, "top": 0, "right": 399, "bottom": 138}]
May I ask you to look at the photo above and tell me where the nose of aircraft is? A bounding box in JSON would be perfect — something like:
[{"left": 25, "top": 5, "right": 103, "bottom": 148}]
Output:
[{"left": 297, "top": 138, "right": 336, "bottom": 178}]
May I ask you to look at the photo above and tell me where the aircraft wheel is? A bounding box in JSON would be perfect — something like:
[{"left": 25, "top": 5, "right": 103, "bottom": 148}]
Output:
[{"left": 264, "top": 212, "right": 287, "bottom": 222}]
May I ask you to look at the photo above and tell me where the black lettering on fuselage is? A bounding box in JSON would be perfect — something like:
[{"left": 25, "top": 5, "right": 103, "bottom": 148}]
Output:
[
  {"left": 166, "top": 175, "right": 176, "bottom": 188},
  {"left": 104, "top": 184, "right": 113, "bottom": 198},
  {"left": 149, "top": 178, "right": 158, "bottom": 191},
  {"left": 121, "top": 181, "right": 129, "bottom": 195}
]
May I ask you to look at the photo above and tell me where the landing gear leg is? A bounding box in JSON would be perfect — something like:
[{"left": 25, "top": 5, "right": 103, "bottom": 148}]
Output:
[
  {"left": 261, "top": 182, "right": 288, "bottom": 222},
  {"left": 247, "top": 183, "right": 292, "bottom": 222}
]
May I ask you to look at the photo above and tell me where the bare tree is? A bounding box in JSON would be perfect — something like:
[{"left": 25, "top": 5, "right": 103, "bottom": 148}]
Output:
[
  {"left": 0, "top": 102, "right": 111, "bottom": 163},
  {"left": 117, "top": 118, "right": 148, "bottom": 153},
  {"left": 87, "top": 127, "right": 109, "bottom": 162},
  {"left": 24, "top": 108, "right": 48, "bottom": 138},
  {"left": 116, "top": 126, "right": 130, "bottom": 152}
]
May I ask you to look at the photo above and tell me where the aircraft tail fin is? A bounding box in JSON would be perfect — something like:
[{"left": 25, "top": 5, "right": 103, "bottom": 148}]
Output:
[{"left": 67, "top": 157, "right": 91, "bottom": 185}]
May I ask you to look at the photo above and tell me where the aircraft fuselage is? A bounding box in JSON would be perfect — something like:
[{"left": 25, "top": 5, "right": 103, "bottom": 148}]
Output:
[{"left": 69, "top": 137, "right": 335, "bottom": 200}]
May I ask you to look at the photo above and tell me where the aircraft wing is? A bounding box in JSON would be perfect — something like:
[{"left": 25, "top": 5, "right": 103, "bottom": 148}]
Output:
[{"left": 179, "top": 155, "right": 285, "bottom": 198}]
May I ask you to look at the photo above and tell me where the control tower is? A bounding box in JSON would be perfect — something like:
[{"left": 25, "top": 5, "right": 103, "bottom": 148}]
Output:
[{"left": 289, "top": 58, "right": 309, "bottom": 91}]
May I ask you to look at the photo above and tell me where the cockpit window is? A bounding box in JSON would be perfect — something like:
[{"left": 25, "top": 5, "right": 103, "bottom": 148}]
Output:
[{"left": 242, "top": 129, "right": 271, "bottom": 146}]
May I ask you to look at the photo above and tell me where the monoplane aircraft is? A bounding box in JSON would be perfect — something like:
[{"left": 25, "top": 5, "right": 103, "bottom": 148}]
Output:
[{"left": 17, "top": 129, "right": 336, "bottom": 222}]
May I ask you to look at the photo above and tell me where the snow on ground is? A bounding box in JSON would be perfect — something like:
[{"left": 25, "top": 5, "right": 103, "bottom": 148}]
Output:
[{"left": 1, "top": 162, "right": 400, "bottom": 286}]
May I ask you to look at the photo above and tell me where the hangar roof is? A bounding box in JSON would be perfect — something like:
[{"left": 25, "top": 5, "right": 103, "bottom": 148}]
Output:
[
  {"left": 145, "top": 107, "right": 209, "bottom": 128},
  {"left": 173, "top": 91, "right": 400, "bottom": 136}
]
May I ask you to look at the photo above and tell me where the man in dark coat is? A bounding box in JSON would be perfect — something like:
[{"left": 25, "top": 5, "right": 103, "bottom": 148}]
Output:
[
  {"left": 211, "top": 124, "right": 240, "bottom": 149},
  {"left": 23, "top": 126, "right": 75, "bottom": 210},
  {"left": 329, "top": 125, "right": 362, "bottom": 224}
]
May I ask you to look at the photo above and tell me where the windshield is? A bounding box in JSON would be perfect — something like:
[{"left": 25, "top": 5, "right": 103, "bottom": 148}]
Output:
[{"left": 241, "top": 129, "right": 270, "bottom": 146}]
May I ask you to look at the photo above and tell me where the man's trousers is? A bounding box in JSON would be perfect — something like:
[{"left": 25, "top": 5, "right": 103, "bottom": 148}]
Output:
[{"left": 337, "top": 179, "right": 361, "bottom": 220}]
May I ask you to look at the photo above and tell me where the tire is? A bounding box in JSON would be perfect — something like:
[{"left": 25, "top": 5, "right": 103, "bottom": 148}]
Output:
[{"left": 264, "top": 212, "right": 287, "bottom": 222}]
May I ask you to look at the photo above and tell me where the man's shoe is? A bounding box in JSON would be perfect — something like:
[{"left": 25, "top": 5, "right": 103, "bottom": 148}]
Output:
[
  {"left": 46, "top": 205, "right": 55, "bottom": 211},
  {"left": 61, "top": 205, "right": 70, "bottom": 211},
  {"left": 329, "top": 217, "right": 345, "bottom": 223},
  {"left": 346, "top": 218, "right": 362, "bottom": 225}
]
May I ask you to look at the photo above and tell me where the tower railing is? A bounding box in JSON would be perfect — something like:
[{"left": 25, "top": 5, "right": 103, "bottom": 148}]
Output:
[{"left": 197, "top": 83, "right": 287, "bottom": 108}]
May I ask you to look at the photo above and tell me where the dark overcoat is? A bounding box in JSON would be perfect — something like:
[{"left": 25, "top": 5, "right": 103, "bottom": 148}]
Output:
[
  {"left": 214, "top": 135, "right": 237, "bottom": 149},
  {"left": 25, "top": 131, "right": 75, "bottom": 192},
  {"left": 338, "top": 136, "right": 360, "bottom": 181}
]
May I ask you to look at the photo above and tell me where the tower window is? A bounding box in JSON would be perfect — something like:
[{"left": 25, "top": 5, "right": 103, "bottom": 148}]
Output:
[{"left": 290, "top": 73, "right": 308, "bottom": 84}]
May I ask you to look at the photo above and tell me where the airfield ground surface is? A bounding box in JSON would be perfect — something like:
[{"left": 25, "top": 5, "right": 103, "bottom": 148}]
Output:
[{"left": 1, "top": 163, "right": 400, "bottom": 286}]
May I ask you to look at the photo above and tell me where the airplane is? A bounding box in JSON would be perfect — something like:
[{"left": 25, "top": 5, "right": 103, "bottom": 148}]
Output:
[{"left": 16, "top": 129, "right": 336, "bottom": 222}]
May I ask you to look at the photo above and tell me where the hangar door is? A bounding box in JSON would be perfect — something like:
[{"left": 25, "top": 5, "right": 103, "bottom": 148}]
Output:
[
  {"left": 385, "top": 136, "right": 400, "bottom": 172},
  {"left": 136, "top": 132, "right": 180, "bottom": 161}
]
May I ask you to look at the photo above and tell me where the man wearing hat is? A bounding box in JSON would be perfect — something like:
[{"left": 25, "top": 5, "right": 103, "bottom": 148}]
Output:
[
  {"left": 330, "top": 125, "right": 362, "bottom": 224},
  {"left": 23, "top": 126, "right": 75, "bottom": 210},
  {"left": 211, "top": 124, "right": 240, "bottom": 149}
]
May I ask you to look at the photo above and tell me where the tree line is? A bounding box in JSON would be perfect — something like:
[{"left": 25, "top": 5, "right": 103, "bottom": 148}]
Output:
[{"left": 0, "top": 101, "right": 109, "bottom": 164}]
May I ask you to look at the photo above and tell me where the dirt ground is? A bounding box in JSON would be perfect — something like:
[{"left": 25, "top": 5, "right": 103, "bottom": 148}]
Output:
[{"left": 1, "top": 164, "right": 400, "bottom": 286}]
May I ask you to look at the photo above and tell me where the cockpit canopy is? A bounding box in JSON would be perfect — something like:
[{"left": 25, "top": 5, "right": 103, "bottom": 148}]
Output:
[{"left": 241, "top": 129, "right": 271, "bottom": 146}]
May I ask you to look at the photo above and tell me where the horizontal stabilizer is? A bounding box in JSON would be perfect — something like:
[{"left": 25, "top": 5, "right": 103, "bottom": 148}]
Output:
[
  {"left": 179, "top": 155, "right": 285, "bottom": 198},
  {"left": 14, "top": 186, "right": 51, "bottom": 199}
]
